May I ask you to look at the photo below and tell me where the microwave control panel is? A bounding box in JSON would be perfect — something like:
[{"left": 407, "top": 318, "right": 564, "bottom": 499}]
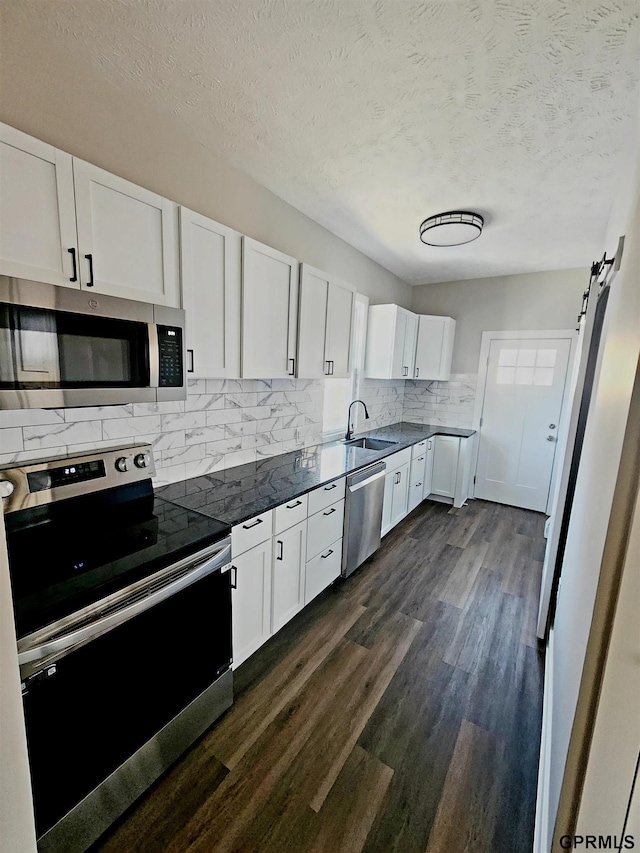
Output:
[{"left": 158, "top": 326, "right": 184, "bottom": 388}]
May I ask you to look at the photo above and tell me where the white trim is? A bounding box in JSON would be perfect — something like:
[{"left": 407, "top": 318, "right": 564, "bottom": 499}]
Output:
[
  {"left": 533, "top": 626, "right": 555, "bottom": 853},
  {"left": 470, "top": 329, "right": 579, "bottom": 512}
]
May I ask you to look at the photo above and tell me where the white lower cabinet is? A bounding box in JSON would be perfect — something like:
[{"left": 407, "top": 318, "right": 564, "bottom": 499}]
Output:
[
  {"left": 408, "top": 452, "right": 427, "bottom": 513},
  {"left": 381, "top": 448, "right": 412, "bottom": 536},
  {"left": 231, "top": 539, "right": 273, "bottom": 669},
  {"left": 272, "top": 520, "right": 307, "bottom": 633},
  {"left": 430, "top": 435, "right": 460, "bottom": 499},
  {"left": 423, "top": 439, "right": 435, "bottom": 499}
]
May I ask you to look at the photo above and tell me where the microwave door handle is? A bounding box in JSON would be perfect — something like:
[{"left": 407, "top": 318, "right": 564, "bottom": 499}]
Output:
[
  {"left": 18, "top": 542, "right": 231, "bottom": 672},
  {"left": 148, "top": 323, "right": 160, "bottom": 388}
]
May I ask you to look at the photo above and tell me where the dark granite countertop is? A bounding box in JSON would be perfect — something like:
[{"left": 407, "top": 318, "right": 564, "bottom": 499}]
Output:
[{"left": 156, "top": 421, "right": 475, "bottom": 528}]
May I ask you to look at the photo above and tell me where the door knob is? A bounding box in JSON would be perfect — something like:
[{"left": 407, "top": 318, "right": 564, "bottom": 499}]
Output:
[
  {"left": 549, "top": 423, "right": 556, "bottom": 429},
  {"left": 547, "top": 435, "right": 556, "bottom": 442}
]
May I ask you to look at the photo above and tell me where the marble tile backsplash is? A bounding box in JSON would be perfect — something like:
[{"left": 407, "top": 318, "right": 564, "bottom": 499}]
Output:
[
  {"left": 403, "top": 374, "right": 478, "bottom": 429},
  {"left": 0, "top": 378, "right": 325, "bottom": 486},
  {"left": 0, "top": 374, "right": 477, "bottom": 486}
]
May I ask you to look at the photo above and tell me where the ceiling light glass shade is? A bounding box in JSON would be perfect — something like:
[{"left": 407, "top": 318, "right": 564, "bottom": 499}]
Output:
[{"left": 419, "top": 211, "right": 484, "bottom": 246}]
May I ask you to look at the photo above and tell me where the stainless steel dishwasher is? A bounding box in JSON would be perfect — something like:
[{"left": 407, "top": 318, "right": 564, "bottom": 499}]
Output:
[{"left": 342, "top": 460, "right": 387, "bottom": 578}]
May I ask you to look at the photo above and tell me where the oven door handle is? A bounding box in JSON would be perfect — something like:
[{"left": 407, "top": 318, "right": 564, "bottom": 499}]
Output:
[
  {"left": 18, "top": 542, "right": 231, "bottom": 672},
  {"left": 148, "top": 323, "right": 160, "bottom": 388}
]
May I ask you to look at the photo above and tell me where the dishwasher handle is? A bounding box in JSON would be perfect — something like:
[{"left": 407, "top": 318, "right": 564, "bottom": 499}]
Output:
[{"left": 348, "top": 469, "right": 386, "bottom": 493}]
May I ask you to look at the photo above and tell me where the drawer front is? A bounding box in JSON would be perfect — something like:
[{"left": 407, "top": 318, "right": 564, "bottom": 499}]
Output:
[
  {"left": 411, "top": 439, "right": 429, "bottom": 459},
  {"left": 308, "top": 478, "right": 346, "bottom": 516},
  {"left": 410, "top": 453, "right": 427, "bottom": 486},
  {"left": 305, "top": 538, "right": 342, "bottom": 604},
  {"left": 408, "top": 478, "right": 424, "bottom": 513},
  {"left": 307, "top": 499, "right": 345, "bottom": 560},
  {"left": 232, "top": 509, "right": 273, "bottom": 557},
  {"left": 385, "top": 447, "right": 412, "bottom": 472},
  {"left": 274, "top": 493, "right": 308, "bottom": 535}
]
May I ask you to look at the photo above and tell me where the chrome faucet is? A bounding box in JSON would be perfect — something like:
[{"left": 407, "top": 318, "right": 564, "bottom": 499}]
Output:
[{"left": 345, "top": 399, "right": 370, "bottom": 441}]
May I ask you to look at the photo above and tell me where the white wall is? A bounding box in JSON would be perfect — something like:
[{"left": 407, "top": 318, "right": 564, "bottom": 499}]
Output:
[
  {"left": 411, "top": 268, "right": 586, "bottom": 374},
  {"left": 541, "top": 125, "right": 640, "bottom": 847},
  {"left": 0, "top": 12, "right": 412, "bottom": 310}
]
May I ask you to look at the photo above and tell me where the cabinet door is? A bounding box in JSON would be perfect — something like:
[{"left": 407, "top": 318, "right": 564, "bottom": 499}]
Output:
[
  {"left": 402, "top": 311, "right": 418, "bottom": 378},
  {"left": 232, "top": 541, "right": 272, "bottom": 668},
  {"left": 431, "top": 435, "right": 460, "bottom": 498},
  {"left": 391, "top": 308, "right": 408, "bottom": 379},
  {"left": 180, "top": 207, "right": 241, "bottom": 378},
  {"left": 297, "top": 263, "right": 329, "bottom": 378},
  {"left": 414, "top": 316, "right": 456, "bottom": 380},
  {"left": 326, "top": 280, "right": 355, "bottom": 378},
  {"left": 242, "top": 237, "right": 299, "bottom": 378},
  {"left": 73, "top": 159, "right": 179, "bottom": 305},
  {"left": 390, "top": 462, "right": 410, "bottom": 527},
  {"left": 408, "top": 453, "right": 427, "bottom": 512},
  {"left": 0, "top": 124, "right": 78, "bottom": 287},
  {"left": 423, "top": 438, "right": 435, "bottom": 498},
  {"left": 272, "top": 520, "right": 307, "bottom": 633}
]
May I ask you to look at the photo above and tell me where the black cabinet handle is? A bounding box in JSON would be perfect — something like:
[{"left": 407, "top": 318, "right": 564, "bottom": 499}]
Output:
[
  {"left": 288, "top": 357, "right": 296, "bottom": 376},
  {"left": 85, "top": 253, "right": 94, "bottom": 287},
  {"left": 324, "top": 483, "right": 337, "bottom": 491},
  {"left": 329, "top": 360, "right": 334, "bottom": 375},
  {"left": 230, "top": 566, "right": 238, "bottom": 589},
  {"left": 187, "top": 349, "right": 194, "bottom": 373},
  {"left": 243, "top": 518, "right": 263, "bottom": 529},
  {"left": 323, "top": 507, "right": 336, "bottom": 516},
  {"left": 286, "top": 500, "right": 302, "bottom": 509},
  {"left": 321, "top": 549, "right": 333, "bottom": 559},
  {"left": 276, "top": 540, "right": 284, "bottom": 560},
  {"left": 415, "top": 367, "right": 419, "bottom": 378},
  {"left": 68, "top": 248, "right": 78, "bottom": 282}
]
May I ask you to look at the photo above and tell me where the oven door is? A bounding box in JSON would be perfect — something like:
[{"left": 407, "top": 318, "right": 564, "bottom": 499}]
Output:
[{"left": 20, "top": 540, "right": 233, "bottom": 851}]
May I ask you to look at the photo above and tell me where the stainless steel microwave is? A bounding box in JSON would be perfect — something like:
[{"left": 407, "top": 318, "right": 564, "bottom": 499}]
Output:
[{"left": 0, "top": 277, "right": 186, "bottom": 409}]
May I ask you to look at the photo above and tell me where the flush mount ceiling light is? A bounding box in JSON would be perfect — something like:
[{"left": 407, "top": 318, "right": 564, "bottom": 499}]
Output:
[{"left": 419, "top": 210, "right": 484, "bottom": 247}]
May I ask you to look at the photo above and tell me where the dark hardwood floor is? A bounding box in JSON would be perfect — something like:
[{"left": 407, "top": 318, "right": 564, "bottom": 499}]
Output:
[{"left": 93, "top": 498, "right": 546, "bottom": 853}]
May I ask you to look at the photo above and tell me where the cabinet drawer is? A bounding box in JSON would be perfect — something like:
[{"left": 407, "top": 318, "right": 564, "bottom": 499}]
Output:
[
  {"left": 408, "top": 478, "right": 424, "bottom": 513},
  {"left": 274, "top": 493, "right": 308, "bottom": 535},
  {"left": 410, "top": 454, "right": 427, "bottom": 486},
  {"left": 232, "top": 509, "right": 273, "bottom": 557},
  {"left": 305, "top": 538, "right": 342, "bottom": 604},
  {"left": 411, "top": 439, "right": 429, "bottom": 459},
  {"left": 308, "top": 478, "right": 346, "bottom": 516},
  {"left": 307, "top": 499, "right": 345, "bottom": 560},
  {"left": 385, "top": 447, "right": 412, "bottom": 472}
]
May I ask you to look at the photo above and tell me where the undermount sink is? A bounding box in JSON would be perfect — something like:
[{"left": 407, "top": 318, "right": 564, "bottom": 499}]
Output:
[{"left": 343, "top": 437, "right": 398, "bottom": 451}]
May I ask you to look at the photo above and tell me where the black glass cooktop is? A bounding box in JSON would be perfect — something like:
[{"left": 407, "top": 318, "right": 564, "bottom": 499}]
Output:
[{"left": 6, "top": 480, "right": 230, "bottom": 639}]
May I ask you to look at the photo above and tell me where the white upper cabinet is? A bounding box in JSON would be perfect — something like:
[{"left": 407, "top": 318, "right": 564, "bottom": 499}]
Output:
[
  {"left": 0, "top": 123, "right": 78, "bottom": 287},
  {"left": 414, "top": 315, "right": 456, "bottom": 380},
  {"left": 179, "top": 207, "right": 241, "bottom": 378},
  {"left": 73, "top": 158, "right": 180, "bottom": 306},
  {"left": 242, "top": 237, "right": 299, "bottom": 379},
  {"left": 365, "top": 304, "right": 418, "bottom": 379},
  {"left": 297, "top": 264, "right": 355, "bottom": 378}
]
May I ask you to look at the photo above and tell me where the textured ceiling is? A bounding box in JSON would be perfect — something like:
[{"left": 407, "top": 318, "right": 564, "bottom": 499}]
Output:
[{"left": 4, "top": 0, "right": 639, "bottom": 284}]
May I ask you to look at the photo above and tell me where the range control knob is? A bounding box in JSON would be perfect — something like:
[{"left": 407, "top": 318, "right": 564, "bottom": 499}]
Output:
[
  {"left": 134, "top": 453, "right": 151, "bottom": 469},
  {"left": 0, "top": 480, "right": 15, "bottom": 499},
  {"left": 115, "top": 456, "right": 133, "bottom": 473}
]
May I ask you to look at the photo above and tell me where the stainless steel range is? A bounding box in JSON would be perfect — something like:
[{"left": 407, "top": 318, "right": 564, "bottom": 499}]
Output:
[{"left": 1, "top": 444, "right": 233, "bottom": 853}]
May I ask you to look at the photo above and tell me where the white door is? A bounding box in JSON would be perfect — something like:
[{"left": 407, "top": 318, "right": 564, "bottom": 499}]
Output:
[
  {"left": 431, "top": 435, "right": 460, "bottom": 498},
  {"left": 232, "top": 540, "right": 273, "bottom": 668},
  {"left": 391, "top": 308, "right": 408, "bottom": 379},
  {"left": 0, "top": 123, "right": 78, "bottom": 287},
  {"left": 73, "top": 158, "right": 180, "bottom": 305},
  {"left": 242, "top": 237, "right": 299, "bottom": 378},
  {"left": 475, "top": 337, "right": 572, "bottom": 511},
  {"left": 325, "top": 280, "right": 355, "bottom": 378},
  {"left": 402, "top": 311, "right": 418, "bottom": 378},
  {"left": 390, "top": 462, "right": 410, "bottom": 527},
  {"left": 179, "top": 208, "right": 241, "bottom": 378},
  {"left": 272, "top": 520, "right": 306, "bottom": 633},
  {"left": 297, "top": 264, "right": 329, "bottom": 378}
]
